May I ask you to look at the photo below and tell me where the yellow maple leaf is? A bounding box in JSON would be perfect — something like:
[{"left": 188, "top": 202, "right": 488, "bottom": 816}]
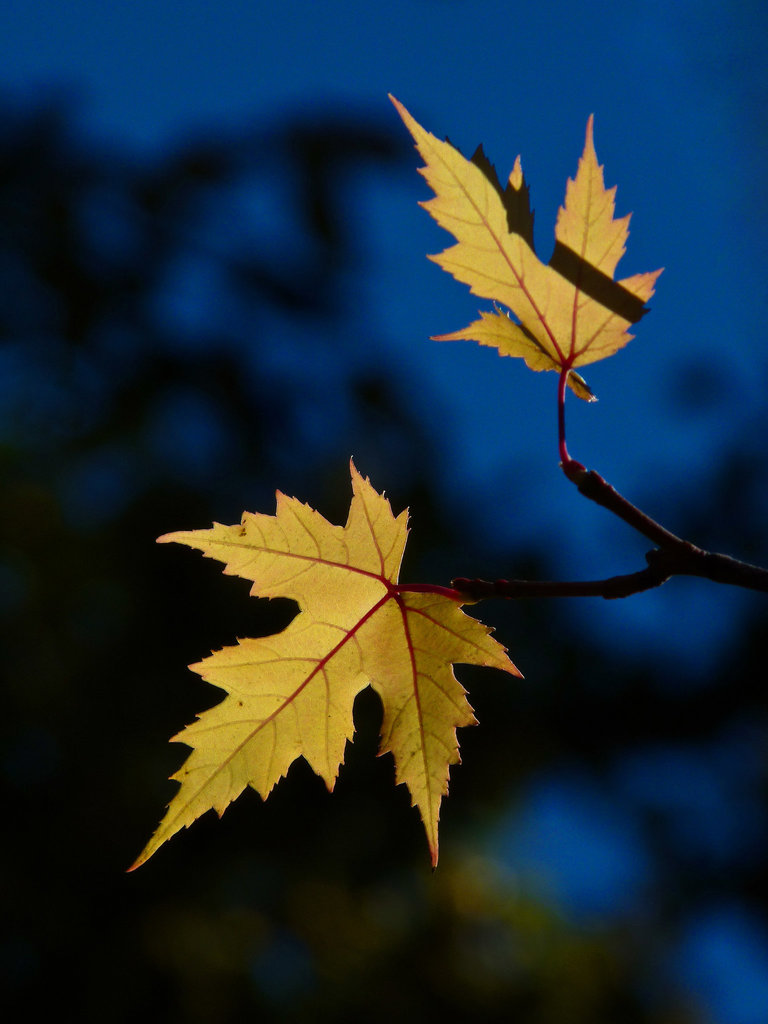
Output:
[
  {"left": 131, "top": 462, "right": 519, "bottom": 869},
  {"left": 390, "top": 96, "right": 662, "bottom": 397}
]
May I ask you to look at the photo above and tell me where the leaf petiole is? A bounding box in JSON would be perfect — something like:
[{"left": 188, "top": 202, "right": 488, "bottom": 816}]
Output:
[
  {"left": 393, "top": 582, "right": 466, "bottom": 602},
  {"left": 557, "top": 364, "right": 585, "bottom": 473}
]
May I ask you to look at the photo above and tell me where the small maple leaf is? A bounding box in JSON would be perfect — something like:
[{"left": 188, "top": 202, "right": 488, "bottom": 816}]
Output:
[
  {"left": 390, "top": 96, "right": 662, "bottom": 398},
  {"left": 132, "top": 462, "right": 519, "bottom": 869}
]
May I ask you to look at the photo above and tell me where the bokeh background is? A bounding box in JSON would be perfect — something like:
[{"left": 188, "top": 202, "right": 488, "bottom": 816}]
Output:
[{"left": 3, "top": 1, "right": 768, "bottom": 1021}]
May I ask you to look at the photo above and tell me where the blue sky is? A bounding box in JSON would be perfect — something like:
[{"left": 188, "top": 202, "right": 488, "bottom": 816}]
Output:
[
  {"left": 5, "top": 0, "right": 764, "bottom": 671},
  {"left": 3, "top": 2, "right": 767, "bottom": 1018},
  {"left": 3, "top": 1, "right": 764, "bottom": 494}
]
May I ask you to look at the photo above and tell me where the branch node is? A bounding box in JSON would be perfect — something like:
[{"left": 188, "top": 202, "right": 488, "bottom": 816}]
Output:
[{"left": 561, "top": 458, "right": 587, "bottom": 484}]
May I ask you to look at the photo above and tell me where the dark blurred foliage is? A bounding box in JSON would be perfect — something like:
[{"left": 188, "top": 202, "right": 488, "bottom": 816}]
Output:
[{"left": 2, "top": 92, "right": 767, "bottom": 1023}]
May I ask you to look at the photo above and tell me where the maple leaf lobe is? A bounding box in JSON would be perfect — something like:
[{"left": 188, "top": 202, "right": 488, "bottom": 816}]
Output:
[{"left": 469, "top": 143, "right": 535, "bottom": 249}]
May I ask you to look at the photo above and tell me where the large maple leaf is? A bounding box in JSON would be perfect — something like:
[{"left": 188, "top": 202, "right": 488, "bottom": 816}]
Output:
[
  {"left": 390, "top": 96, "right": 662, "bottom": 396},
  {"left": 132, "top": 462, "right": 519, "bottom": 869}
]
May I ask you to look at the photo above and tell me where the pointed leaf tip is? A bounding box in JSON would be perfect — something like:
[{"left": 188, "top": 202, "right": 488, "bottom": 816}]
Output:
[{"left": 508, "top": 155, "right": 523, "bottom": 190}]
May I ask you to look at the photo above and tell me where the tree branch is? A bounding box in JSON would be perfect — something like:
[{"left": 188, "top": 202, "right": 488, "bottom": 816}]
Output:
[
  {"left": 453, "top": 460, "right": 768, "bottom": 601},
  {"left": 561, "top": 458, "right": 687, "bottom": 549},
  {"left": 453, "top": 565, "right": 666, "bottom": 601}
]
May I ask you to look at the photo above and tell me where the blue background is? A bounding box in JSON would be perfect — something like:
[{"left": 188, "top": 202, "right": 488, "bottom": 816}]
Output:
[
  {"left": 2, "top": 2, "right": 768, "bottom": 1021},
  {"left": 5, "top": 0, "right": 765, "bottom": 665}
]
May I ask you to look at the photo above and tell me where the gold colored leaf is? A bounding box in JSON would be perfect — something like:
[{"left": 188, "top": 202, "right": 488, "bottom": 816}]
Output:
[
  {"left": 132, "top": 462, "right": 519, "bottom": 869},
  {"left": 391, "top": 96, "right": 662, "bottom": 375}
]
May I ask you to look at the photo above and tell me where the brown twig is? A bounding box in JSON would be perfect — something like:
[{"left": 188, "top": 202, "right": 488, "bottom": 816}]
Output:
[{"left": 453, "top": 461, "right": 768, "bottom": 601}]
